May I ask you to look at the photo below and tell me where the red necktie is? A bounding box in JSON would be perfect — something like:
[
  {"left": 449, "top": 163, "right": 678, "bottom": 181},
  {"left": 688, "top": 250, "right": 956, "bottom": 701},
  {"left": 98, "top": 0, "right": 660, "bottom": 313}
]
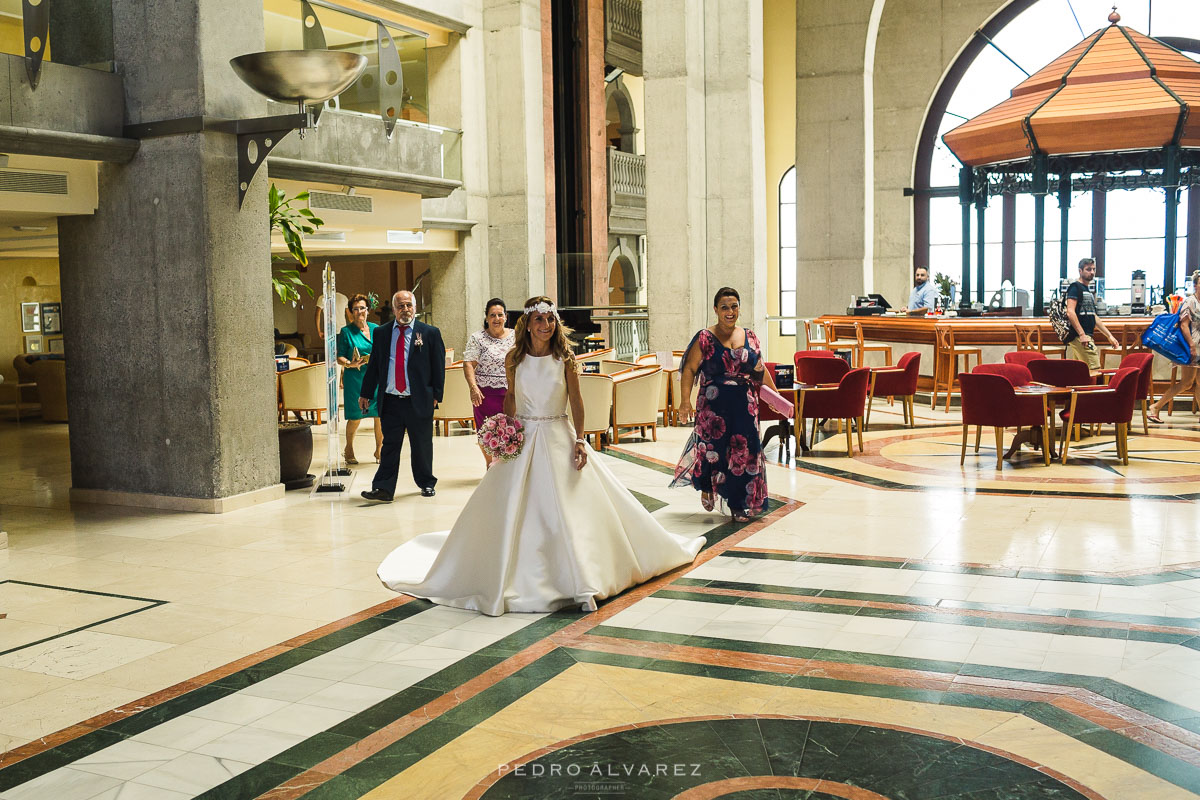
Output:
[{"left": 394, "top": 325, "right": 408, "bottom": 393}]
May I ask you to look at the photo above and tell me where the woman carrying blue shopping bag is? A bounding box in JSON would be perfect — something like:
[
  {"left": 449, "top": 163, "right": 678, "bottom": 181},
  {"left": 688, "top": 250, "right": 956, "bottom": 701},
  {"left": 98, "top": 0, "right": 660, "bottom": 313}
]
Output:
[{"left": 1147, "top": 271, "right": 1200, "bottom": 423}]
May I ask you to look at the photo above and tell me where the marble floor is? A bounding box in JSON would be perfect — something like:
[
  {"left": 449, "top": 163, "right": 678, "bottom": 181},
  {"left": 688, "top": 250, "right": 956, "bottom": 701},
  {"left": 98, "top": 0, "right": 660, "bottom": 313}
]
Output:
[{"left": 1, "top": 397, "right": 1199, "bottom": 799}]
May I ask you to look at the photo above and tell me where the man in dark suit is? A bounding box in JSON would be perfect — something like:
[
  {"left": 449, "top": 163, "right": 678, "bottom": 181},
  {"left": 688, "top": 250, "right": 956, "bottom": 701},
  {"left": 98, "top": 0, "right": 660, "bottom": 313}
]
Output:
[{"left": 359, "top": 290, "right": 446, "bottom": 501}]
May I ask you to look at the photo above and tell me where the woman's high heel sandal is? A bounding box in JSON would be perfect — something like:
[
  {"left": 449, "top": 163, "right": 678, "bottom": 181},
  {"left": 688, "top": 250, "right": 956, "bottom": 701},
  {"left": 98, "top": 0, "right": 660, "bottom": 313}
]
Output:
[
  {"left": 344, "top": 449, "right": 358, "bottom": 465},
  {"left": 701, "top": 491, "right": 715, "bottom": 512}
]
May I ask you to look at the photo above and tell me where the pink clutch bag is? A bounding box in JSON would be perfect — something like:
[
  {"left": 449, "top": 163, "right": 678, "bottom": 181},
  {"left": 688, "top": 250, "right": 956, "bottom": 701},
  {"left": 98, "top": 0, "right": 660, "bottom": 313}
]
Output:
[{"left": 759, "top": 385, "right": 794, "bottom": 417}]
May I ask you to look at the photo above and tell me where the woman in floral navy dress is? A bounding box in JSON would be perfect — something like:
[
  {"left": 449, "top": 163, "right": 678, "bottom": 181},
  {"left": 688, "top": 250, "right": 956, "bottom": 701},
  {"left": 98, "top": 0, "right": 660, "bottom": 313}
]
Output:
[{"left": 672, "top": 287, "right": 776, "bottom": 522}]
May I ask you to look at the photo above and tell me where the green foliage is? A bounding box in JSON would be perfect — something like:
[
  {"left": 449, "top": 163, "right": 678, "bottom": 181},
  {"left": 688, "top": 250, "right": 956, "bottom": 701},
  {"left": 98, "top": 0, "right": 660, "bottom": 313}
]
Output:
[
  {"left": 933, "top": 271, "right": 955, "bottom": 300},
  {"left": 269, "top": 184, "right": 325, "bottom": 306}
]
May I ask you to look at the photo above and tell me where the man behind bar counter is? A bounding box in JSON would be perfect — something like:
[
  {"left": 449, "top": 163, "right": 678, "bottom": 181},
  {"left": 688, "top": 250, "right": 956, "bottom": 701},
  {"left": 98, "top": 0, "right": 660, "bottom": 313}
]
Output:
[
  {"left": 1064, "top": 257, "right": 1119, "bottom": 371},
  {"left": 901, "top": 266, "right": 938, "bottom": 313}
]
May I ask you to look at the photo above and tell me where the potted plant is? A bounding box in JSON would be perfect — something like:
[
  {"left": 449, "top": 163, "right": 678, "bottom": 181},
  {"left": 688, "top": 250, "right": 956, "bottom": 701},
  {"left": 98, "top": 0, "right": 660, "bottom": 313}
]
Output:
[
  {"left": 933, "top": 271, "right": 958, "bottom": 308},
  {"left": 271, "top": 184, "right": 325, "bottom": 489}
]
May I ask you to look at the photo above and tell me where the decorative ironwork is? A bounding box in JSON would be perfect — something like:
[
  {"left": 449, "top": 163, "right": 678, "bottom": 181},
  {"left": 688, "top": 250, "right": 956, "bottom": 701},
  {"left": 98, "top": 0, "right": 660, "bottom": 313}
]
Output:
[
  {"left": 22, "top": 0, "right": 49, "bottom": 90},
  {"left": 376, "top": 22, "right": 404, "bottom": 139}
]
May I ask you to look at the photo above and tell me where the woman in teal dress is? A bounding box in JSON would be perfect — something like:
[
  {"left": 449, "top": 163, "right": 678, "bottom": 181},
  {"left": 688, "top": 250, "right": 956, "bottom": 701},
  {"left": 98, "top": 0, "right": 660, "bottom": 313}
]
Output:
[{"left": 336, "top": 294, "right": 382, "bottom": 464}]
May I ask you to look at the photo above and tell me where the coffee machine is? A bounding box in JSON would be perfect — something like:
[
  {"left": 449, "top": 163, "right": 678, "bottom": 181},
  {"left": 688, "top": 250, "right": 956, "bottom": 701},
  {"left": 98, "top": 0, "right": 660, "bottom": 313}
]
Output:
[{"left": 1130, "top": 270, "right": 1146, "bottom": 315}]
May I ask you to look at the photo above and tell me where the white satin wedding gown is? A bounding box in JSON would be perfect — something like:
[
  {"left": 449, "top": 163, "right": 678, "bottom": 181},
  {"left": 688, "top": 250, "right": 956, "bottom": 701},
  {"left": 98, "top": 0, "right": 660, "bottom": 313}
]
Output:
[{"left": 377, "top": 354, "right": 705, "bottom": 616}]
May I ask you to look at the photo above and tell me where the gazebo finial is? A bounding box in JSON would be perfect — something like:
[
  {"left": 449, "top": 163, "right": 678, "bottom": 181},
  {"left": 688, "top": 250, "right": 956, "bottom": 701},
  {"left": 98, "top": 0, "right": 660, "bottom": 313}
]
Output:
[{"left": 1108, "top": 5, "right": 1121, "bottom": 24}]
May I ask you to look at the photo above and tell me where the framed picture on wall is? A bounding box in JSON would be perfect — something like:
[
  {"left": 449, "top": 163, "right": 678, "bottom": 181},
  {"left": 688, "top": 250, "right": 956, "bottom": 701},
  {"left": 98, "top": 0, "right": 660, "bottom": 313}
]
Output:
[
  {"left": 47, "top": 337, "right": 65, "bottom": 354},
  {"left": 21, "top": 302, "right": 40, "bottom": 333},
  {"left": 40, "top": 302, "right": 62, "bottom": 334},
  {"left": 25, "top": 335, "right": 43, "bottom": 354}
]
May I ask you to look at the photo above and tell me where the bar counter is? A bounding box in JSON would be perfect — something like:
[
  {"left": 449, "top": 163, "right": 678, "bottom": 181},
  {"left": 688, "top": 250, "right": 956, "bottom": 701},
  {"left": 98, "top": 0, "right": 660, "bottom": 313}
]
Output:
[{"left": 814, "top": 314, "right": 1170, "bottom": 386}]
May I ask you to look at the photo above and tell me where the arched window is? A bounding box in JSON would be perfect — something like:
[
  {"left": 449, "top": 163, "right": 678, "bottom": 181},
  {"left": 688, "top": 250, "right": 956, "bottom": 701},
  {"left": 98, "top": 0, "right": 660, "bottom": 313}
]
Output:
[
  {"left": 779, "top": 166, "right": 796, "bottom": 335},
  {"left": 915, "top": 0, "right": 1199, "bottom": 305}
]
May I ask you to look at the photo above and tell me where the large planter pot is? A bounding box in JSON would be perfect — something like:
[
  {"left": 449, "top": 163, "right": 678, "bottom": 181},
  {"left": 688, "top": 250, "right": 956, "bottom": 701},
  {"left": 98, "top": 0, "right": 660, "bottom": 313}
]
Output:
[{"left": 278, "top": 421, "right": 315, "bottom": 490}]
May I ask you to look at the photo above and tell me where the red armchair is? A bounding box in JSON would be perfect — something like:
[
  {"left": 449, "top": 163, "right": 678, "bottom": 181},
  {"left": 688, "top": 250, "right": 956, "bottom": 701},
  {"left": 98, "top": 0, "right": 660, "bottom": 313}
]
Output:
[
  {"left": 1004, "top": 351, "right": 1048, "bottom": 368},
  {"left": 865, "top": 352, "right": 920, "bottom": 431},
  {"left": 796, "top": 355, "right": 850, "bottom": 385},
  {"left": 1028, "top": 358, "right": 1094, "bottom": 387},
  {"left": 958, "top": 372, "right": 1050, "bottom": 468},
  {"left": 794, "top": 367, "right": 870, "bottom": 456},
  {"left": 1113, "top": 352, "right": 1154, "bottom": 434},
  {"left": 973, "top": 363, "right": 1033, "bottom": 387},
  {"left": 793, "top": 350, "right": 838, "bottom": 366},
  {"left": 1059, "top": 367, "right": 1139, "bottom": 465}
]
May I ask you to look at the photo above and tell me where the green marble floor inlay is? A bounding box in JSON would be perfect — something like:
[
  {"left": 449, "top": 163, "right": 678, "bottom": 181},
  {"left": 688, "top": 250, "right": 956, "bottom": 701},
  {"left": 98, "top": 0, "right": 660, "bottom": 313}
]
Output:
[
  {"left": 479, "top": 718, "right": 1091, "bottom": 799},
  {"left": 722, "top": 549, "right": 1200, "bottom": 586},
  {"left": 580, "top": 626, "right": 1200, "bottom": 792},
  {"left": 664, "top": 581, "right": 1200, "bottom": 639}
]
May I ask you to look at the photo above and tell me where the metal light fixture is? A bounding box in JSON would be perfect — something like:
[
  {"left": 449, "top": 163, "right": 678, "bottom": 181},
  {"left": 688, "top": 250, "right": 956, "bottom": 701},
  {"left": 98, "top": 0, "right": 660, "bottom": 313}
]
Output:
[
  {"left": 226, "top": 50, "right": 367, "bottom": 206},
  {"left": 123, "top": 50, "right": 366, "bottom": 208}
]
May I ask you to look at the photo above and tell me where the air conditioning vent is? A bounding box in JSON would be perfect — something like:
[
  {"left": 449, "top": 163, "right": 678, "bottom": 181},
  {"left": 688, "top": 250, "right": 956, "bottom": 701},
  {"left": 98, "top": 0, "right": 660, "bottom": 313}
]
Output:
[
  {"left": 0, "top": 169, "right": 68, "bottom": 195},
  {"left": 387, "top": 230, "right": 424, "bottom": 245},
  {"left": 305, "top": 231, "right": 347, "bottom": 242},
  {"left": 308, "top": 190, "right": 373, "bottom": 213}
]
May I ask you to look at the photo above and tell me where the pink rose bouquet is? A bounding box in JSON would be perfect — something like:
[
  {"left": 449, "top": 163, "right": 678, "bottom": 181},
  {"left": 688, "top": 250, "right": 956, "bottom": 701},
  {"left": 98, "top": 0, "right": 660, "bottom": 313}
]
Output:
[{"left": 478, "top": 413, "right": 525, "bottom": 462}]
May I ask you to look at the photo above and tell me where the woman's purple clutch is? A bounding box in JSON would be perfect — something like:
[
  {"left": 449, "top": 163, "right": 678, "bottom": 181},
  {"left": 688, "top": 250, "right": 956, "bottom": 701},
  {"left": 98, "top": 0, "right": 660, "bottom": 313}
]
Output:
[{"left": 759, "top": 385, "right": 794, "bottom": 417}]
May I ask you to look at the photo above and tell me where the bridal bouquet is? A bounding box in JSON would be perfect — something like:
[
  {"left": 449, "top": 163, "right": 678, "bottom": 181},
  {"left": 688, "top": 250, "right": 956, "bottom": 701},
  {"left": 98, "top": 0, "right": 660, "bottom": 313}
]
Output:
[{"left": 478, "top": 413, "right": 525, "bottom": 462}]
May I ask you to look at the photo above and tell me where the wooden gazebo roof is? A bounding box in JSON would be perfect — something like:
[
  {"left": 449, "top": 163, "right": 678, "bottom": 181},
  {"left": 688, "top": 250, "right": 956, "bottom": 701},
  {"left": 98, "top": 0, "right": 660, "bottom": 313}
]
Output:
[{"left": 943, "top": 15, "right": 1200, "bottom": 168}]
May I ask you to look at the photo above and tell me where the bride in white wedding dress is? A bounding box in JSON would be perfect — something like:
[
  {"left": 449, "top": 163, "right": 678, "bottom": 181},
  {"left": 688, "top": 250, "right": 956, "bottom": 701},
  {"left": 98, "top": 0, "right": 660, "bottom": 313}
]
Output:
[{"left": 377, "top": 296, "right": 704, "bottom": 616}]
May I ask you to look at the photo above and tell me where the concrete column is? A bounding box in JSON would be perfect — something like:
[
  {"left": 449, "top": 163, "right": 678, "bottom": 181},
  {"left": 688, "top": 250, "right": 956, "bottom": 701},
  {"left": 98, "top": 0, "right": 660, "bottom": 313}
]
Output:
[
  {"left": 483, "top": 0, "right": 547, "bottom": 302},
  {"left": 644, "top": 0, "right": 710, "bottom": 350},
  {"left": 56, "top": 0, "right": 281, "bottom": 511},
  {"left": 704, "top": 0, "right": 767, "bottom": 337},
  {"left": 428, "top": 23, "right": 491, "bottom": 354},
  {"left": 795, "top": 0, "right": 873, "bottom": 317},
  {"left": 645, "top": 0, "right": 768, "bottom": 351}
]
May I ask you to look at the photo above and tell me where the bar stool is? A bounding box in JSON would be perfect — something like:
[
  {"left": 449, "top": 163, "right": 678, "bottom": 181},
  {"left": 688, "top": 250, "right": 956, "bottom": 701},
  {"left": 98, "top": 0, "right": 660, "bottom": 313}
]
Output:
[
  {"left": 1099, "top": 325, "right": 1145, "bottom": 368},
  {"left": 931, "top": 324, "right": 981, "bottom": 411},
  {"left": 802, "top": 320, "right": 837, "bottom": 354},
  {"left": 1014, "top": 323, "right": 1066, "bottom": 359},
  {"left": 821, "top": 320, "right": 860, "bottom": 366},
  {"left": 854, "top": 321, "right": 892, "bottom": 367}
]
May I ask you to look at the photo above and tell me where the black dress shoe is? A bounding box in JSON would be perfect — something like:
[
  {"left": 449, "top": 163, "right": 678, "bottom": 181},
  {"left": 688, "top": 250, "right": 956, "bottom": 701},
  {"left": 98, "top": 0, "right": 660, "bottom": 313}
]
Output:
[
  {"left": 361, "top": 489, "right": 393, "bottom": 502},
  {"left": 421, "top": 486, "right": 436, "bottom": 497}
]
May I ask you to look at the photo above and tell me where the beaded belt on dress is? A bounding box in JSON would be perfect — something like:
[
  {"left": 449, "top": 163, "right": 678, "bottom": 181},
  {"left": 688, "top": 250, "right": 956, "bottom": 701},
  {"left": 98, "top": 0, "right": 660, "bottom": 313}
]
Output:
[{"left": 517, "top": 413, "right": 568, "bottom": 422}]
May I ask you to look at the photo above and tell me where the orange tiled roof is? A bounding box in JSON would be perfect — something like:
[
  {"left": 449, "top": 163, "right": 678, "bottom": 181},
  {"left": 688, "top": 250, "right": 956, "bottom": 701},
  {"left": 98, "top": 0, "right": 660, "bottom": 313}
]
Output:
[{"left": 943, "top": 23, "right": 1200, "bottom": 168}]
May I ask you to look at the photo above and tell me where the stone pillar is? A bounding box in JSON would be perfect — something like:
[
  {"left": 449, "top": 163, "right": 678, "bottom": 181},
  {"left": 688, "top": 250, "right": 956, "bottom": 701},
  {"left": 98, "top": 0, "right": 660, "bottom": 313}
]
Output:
[
  {"left": 645, "top": 0, "right": 768, "bottom": 351},
  {"left": 428, "top": 25, "right": 491, "bottom": 354},
  {"left": 704, "top": 0, "right": 768, "bottom": 338},
  {"left": 56, "top": 0, "right": 281, "bottom": 511},
  {"left": 483, "top": 0, "right": 548, "bottom": 302},
  {"left": 795, "top": 0, "right": 873, "bottom": 317},
  {"left": 644, "top": 0, "right": 710, "bottom": 350}
]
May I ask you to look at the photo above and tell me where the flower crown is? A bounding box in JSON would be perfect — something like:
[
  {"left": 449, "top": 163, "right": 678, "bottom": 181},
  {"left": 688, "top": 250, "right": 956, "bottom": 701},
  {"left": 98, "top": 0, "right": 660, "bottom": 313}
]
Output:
[{"left": 524, "top": 300, "right": 559, "bottom": 318}]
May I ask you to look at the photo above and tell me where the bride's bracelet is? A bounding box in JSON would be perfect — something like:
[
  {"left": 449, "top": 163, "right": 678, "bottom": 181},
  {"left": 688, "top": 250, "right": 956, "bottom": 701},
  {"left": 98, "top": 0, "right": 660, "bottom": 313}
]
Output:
[{"left": 575, "top": 438, "right": 586, "bottom": 445}]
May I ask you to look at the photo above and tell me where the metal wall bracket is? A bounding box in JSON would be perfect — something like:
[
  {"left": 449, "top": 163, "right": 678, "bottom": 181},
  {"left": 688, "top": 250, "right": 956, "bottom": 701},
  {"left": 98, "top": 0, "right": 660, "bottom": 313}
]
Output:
[
  {"left": 123, "top": 112, "right": 311, "bottom": 208},
  {"left": 376, "top": 22, "right": 404, "bottom": 139},
  {"left": 300, "top": 0, "right": 328, "bottom": 49},
  {"left": 23, "top": 0, "right": 49, "bottom": 90}
]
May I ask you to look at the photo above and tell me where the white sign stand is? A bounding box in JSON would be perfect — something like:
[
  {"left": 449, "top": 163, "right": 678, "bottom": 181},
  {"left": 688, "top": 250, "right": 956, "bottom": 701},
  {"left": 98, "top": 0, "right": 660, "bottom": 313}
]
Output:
[{"left": 315, "top": 263, "right": 349, "bottom": 493}]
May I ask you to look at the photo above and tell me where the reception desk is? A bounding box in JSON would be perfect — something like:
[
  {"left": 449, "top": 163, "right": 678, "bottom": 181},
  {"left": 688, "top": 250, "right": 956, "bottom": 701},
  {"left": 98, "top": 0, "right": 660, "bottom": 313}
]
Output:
[{"left": 814, "top": 314, "right": 1167, "bottom": 388}]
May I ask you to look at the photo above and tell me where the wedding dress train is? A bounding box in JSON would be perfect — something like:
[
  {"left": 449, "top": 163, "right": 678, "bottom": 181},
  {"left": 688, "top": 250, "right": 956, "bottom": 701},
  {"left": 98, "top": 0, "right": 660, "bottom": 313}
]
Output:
[{"left": 377, "top": 354, "right": 704, "bottom": 616}]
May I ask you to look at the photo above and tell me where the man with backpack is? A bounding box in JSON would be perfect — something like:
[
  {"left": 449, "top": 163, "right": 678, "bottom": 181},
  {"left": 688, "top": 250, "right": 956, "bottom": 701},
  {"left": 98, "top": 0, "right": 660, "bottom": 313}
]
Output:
[{"left": 1062, "top": 257, "right": 1119, "bottom": 370}]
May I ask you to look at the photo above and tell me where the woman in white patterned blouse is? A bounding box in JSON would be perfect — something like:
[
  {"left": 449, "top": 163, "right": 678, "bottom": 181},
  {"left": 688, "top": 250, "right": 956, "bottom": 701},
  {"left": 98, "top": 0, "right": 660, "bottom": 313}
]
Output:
[{"left": 463, "top": 298, "right": 515, "bottom": 465}]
